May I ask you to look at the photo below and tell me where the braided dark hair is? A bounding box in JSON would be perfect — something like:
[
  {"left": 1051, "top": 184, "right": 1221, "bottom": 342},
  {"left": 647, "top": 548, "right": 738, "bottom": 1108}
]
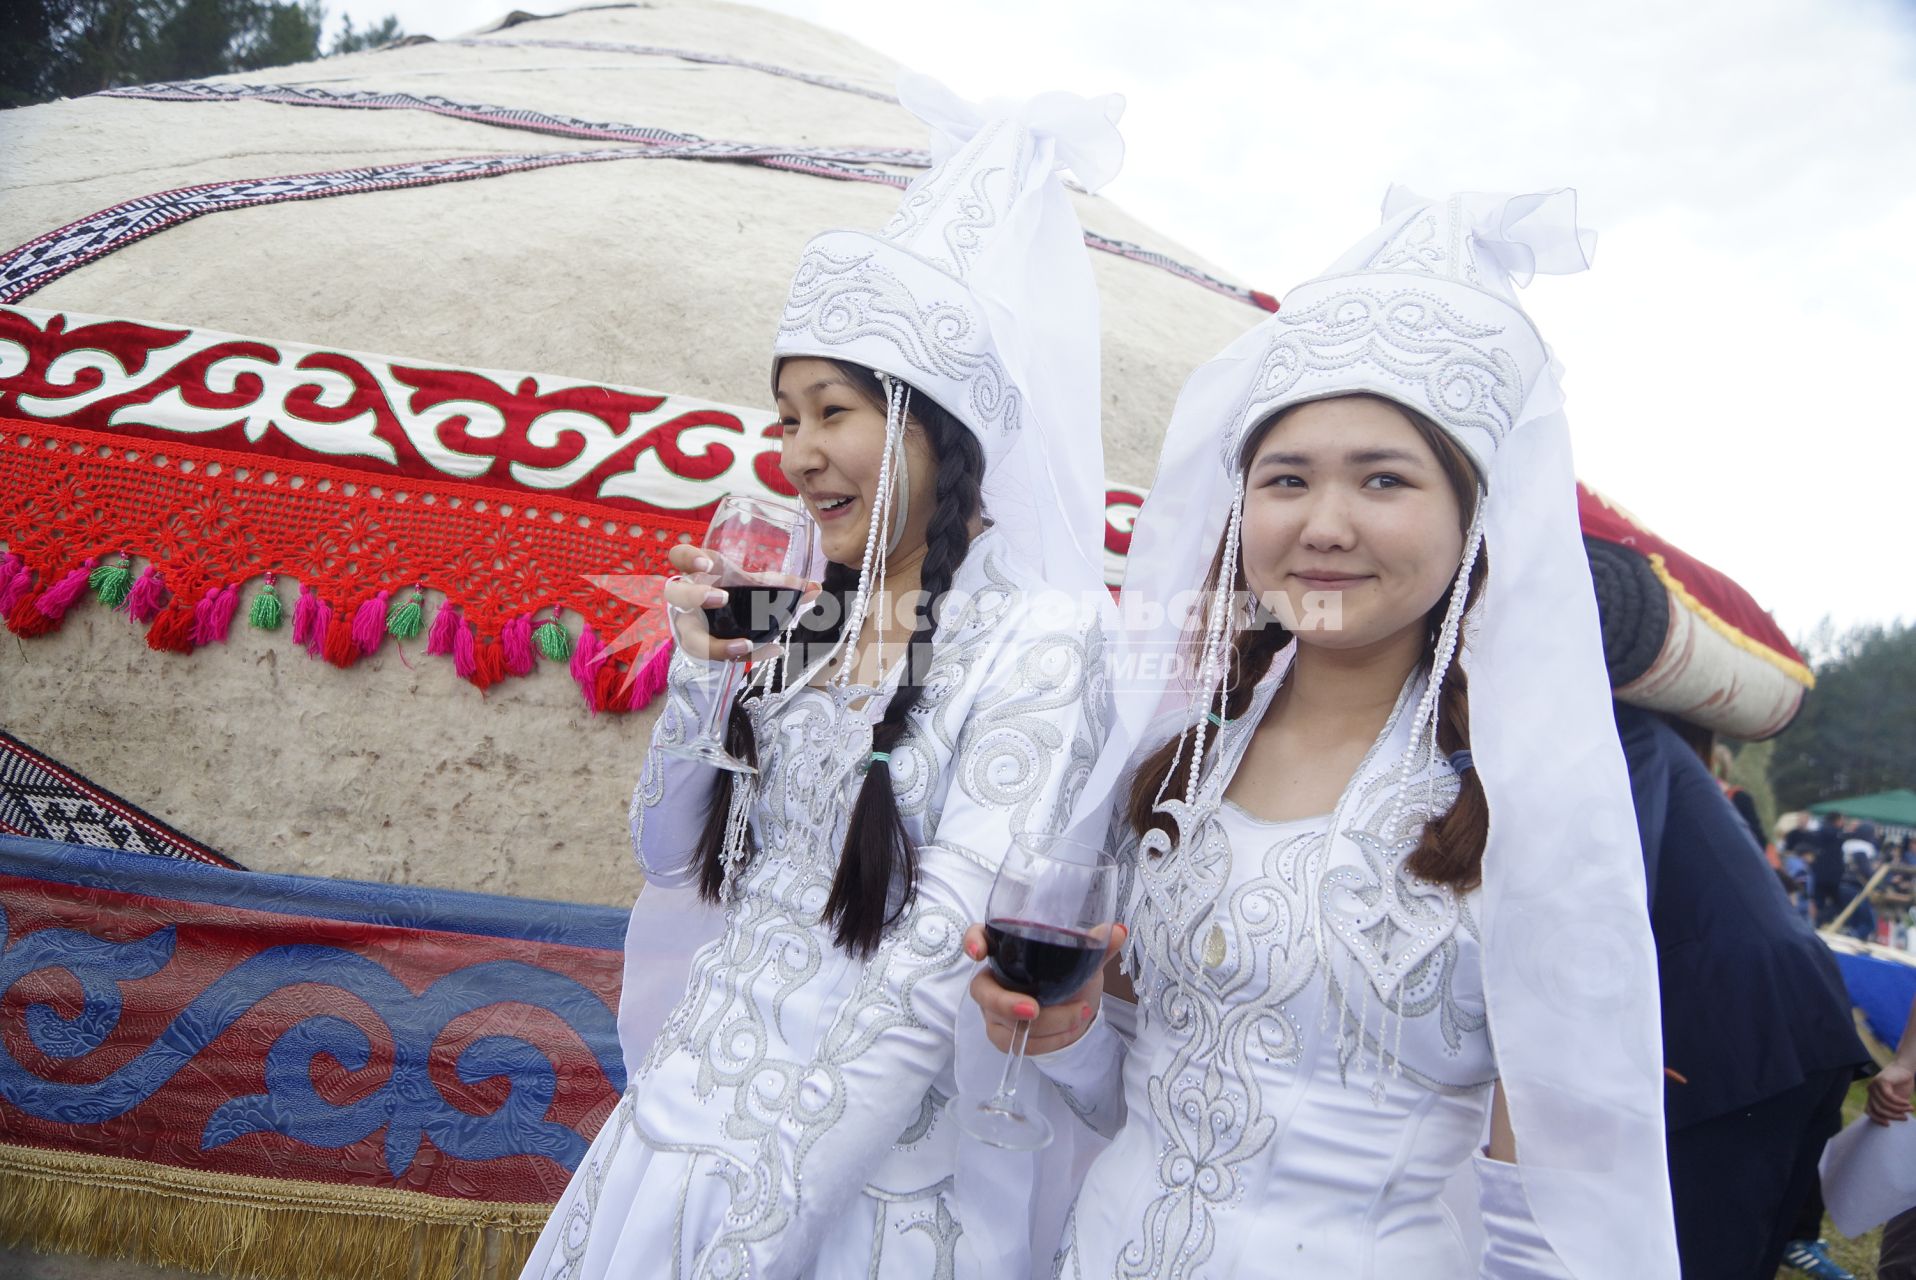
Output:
[{"left": 695, "top": 362, "right": 986, "bottom": 956}]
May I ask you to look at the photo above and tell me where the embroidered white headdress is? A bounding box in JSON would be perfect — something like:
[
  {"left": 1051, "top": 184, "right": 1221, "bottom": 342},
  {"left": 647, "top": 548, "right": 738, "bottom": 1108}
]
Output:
[
  {"left": 771, "top": 71, "right": 1123, "bottom": 638},
  {"left": 746, "top": 73, "right": 1129, "bottom": 1277},
  {"left": 1118, "top": 188, "right": 1679, "bottom": 1278}
]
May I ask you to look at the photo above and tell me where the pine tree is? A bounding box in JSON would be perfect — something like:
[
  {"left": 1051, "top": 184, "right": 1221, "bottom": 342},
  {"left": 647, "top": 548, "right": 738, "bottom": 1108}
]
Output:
[{"left": 0, "top": 0, "right": 404, "bottom": 107}]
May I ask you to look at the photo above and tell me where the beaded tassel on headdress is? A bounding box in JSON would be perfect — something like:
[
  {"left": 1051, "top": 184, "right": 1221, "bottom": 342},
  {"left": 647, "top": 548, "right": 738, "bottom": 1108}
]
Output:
[
  {"left": 716, "top": 374, "right": 911, "bottom": 895},
  {"left": 832, "top": 374, "right": 909, "bottom": 692}
]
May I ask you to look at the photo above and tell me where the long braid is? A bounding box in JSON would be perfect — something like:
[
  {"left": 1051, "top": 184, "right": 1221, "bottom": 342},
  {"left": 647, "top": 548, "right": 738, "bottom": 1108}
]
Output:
[
  {"left": 694, "top": 559, "right": 860, "bottom": 904},
  {"left": 1126, "top": 578, "right": 1289, "bottom": 848},
  {"left": 825, "top": 417, "right": 983, "bottom": 956},
  {"left": 690, "top": 361, "right": 985, "bottom": 954}
]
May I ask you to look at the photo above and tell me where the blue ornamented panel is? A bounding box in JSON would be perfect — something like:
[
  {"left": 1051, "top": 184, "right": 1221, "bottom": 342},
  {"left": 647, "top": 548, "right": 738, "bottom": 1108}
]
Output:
[{"left": 0, "top": 835, "right": 632, "bottom": 1203}]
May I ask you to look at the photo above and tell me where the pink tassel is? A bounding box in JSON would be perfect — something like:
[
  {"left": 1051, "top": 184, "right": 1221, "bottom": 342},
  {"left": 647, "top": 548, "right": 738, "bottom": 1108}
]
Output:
[
  {"left": 205, "top": 583, "right": 241, "bottom": 644},
  {"left": 352, "top": 592, "right": 390, "bottom": 655},
  {"left": 452, "top": 618, "right": 477, "bottom": 679},
  {"left": 629, "top": 639, "right": 674, "bottom": 710},
  {"left": 426, "top": 602, "right": 460, "bottom": 656},
  {"left": 0, "top": 560, "right": 30, "bottom": 614},
  {"left": 126, "top": 567, "right": 168, "bottom": 623},
  {"left": 305, "top": 598, "right": 332, "bottom": 656},
  {"left": 572, "top": 625, "right": 605, "bottom": 713},
  {"left": 501, "top": 612, "right": 536, "bottom": 677},
  {"left": 291, "top": 585, "right": 319, "bottom": 646},
  {"left": 34, "top": 561, "right": 94, "bottom": 620},
  {"left": 190, "top": 586, "right": 222, "bottom": 646},
  {"left": 569, "top": 624, "right": 603, "bottom": 684}
]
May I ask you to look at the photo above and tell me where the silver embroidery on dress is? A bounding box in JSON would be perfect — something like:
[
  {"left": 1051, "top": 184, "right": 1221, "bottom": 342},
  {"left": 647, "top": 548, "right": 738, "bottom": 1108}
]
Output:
[
  {"left": 1116, "top": 677, "right": 1489, "bottom": 1278},
  {"left": 539, "top": 1090, "right": 639, "bottom": 1280},
  {"left": 624, "top": 539, "right": 1105, "bottom": 1276},
  {"left": 628, "top": 645, "right": 712, "bottom": 862},
  {"left": 865, "top": 1177, "right": 964, "bottom": 1280}
]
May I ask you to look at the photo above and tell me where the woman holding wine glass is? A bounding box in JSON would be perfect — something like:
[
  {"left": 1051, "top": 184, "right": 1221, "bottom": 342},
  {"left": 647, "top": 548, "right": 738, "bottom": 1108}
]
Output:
[
  {"left": 968, "top": 190, "right": 1682, "bottom": 1278},
  {"left": 520, "top": 75, "right": 1126, "bottom": 1280}
]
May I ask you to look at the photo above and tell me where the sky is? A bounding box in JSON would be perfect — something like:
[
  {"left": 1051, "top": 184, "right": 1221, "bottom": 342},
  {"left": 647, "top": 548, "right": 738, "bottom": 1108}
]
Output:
[{"left": 325, "top": 0, "right": 1916, "bottom": 641}]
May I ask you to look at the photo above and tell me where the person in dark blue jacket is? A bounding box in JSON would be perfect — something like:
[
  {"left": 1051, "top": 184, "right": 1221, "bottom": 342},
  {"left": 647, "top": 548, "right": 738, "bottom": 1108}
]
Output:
[{"left": 1615, "top": 703, "right": 1869, "bottom": 1280}]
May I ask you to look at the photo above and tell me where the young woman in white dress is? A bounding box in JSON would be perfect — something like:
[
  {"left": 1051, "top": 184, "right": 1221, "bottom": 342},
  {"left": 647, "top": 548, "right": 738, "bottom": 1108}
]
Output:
[
  {"left": 968, "top": 189, "right": 1682, "bottom": 1279},
  {"left": 519, "top": 76, "right": 1127, "bottom": 1280}
]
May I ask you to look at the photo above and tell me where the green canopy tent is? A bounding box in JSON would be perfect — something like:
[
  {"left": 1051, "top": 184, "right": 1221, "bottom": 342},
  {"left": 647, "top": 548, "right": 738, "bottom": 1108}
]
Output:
[{"left": 1812, "top": 789, "right": 1916, "bottom": 839}]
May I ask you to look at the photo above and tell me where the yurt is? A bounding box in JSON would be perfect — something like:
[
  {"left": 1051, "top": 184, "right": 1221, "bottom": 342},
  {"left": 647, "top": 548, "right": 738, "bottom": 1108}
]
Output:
[
  {"left": 0, "top": 5, "right": 1267, "bottom": 1277},
  {"left": 0, "top": 9, "right": 1825, "bottom": 1274}
]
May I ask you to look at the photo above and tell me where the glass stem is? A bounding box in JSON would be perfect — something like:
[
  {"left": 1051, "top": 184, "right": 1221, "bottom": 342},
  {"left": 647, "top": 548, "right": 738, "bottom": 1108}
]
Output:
[
  {"left": 701, "top": 658, "right": 744, "bottom": 744},
  {"left": 989, "top": 1019, "right": 1032, "bottom": 1112}
]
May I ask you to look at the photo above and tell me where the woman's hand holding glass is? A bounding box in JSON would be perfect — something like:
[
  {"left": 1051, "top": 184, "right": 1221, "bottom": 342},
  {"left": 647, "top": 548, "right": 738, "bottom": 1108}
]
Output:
[
  {"left": 662, "top": 542, "right": 810, "bottom": 663},
  {"left": 660, "top": 494, "right": 822, "bottom": 773},
  {"left": 964, "top": 922, "right": 1127, "bottom": 1057}
]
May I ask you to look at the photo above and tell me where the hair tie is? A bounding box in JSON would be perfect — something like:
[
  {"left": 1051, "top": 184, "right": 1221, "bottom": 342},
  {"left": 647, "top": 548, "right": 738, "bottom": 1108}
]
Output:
[
  {"left": 869, "top": 751, "right": 891, "bottom": 765},
  {"left": 1448, "top": 749, "right": 1474, "bottom": 776},
  {"left": 1206, "top": 711, "right": 1227, "bottom": 728}
]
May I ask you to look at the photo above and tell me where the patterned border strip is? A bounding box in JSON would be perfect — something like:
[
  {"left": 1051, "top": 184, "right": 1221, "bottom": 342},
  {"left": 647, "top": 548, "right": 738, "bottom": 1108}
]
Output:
[
  {"left": 68, "top": 82, "right": 1276, "bottom": 312},
  {"left": 443, "top": 36, "right": 899, "bottom": 102},
  {"left": 1086, "top": 231, "right": 1278, "bottom": 311},
  {"left": 0, "top": 144, "right": 909, "bottom": 305},
  {"left": 0, "top": 728, "right": 243, "bottom": 868},
  {"left": 98, "top": 80, "right": 929, "bottom": 165}
]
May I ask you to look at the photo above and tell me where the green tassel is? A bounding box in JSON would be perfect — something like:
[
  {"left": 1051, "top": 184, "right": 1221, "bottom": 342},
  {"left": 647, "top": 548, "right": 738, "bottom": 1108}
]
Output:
[
  {"left": 90, "top": 556, "right": 134, "bottom": 609},
  {"left": 533, "top": 617, "right": 572, "bottom": 661},
  {"left": 250, "top": 580, "right": 284, "bottom": 630},
  {"left": 387, "top": 590, "right": 425, "bottom": 640}
]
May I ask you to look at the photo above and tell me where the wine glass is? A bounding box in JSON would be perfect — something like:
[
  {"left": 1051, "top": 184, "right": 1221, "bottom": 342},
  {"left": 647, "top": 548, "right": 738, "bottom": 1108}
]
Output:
[
  {"left": 948, "top": 836, "right": 1119, "bottom": 1150},
  {"left": 662, "top": 494, "right": 821, "bottom": 774}
]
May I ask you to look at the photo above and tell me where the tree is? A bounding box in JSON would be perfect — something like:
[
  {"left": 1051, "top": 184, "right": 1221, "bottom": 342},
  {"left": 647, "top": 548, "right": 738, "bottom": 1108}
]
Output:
[
  {"left": 1769, "top": 619, "right": 1916, "bottom": 812},
  {"left": 0, "top": 0, "right": 402, "bottom": 106},
  {"left": 330, "top": 12, "right": 403, "bottom": 55}
]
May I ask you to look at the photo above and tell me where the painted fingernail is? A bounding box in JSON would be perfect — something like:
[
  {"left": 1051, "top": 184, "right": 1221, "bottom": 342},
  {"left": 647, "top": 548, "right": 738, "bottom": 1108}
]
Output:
[
  {"left": 964, "top": 940, "right": 980, "bottom": 959},
  {"left": 726, "top": 640, "right": 752, "bottom": 658},
  {"left": 692, "top": 556, "right": 713, "bottom": 572},
  {"left": 1014, "top": 1003, "right": 1037, "bottom": 1020},
  {"left": 704, "top": 589, "right": 728, "bottom": 607}
]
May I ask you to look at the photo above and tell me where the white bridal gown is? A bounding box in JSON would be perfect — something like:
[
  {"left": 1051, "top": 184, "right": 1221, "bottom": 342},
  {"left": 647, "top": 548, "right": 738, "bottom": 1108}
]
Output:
[
  {"left": 521, "top": 528, "right": 1111, "bottom": 1280},
  {"left": 1043, "top": 662, "right": 1571, "bottom": 1280}
]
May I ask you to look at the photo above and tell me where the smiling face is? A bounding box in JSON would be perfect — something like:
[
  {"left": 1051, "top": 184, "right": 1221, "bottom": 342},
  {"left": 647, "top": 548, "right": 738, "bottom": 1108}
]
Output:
[
  {"left": 775, "top": 358, "right": 940, "bottom": 569},
  {"left": 1238, "top": 395, "right": 1473, "bottom": 654}
]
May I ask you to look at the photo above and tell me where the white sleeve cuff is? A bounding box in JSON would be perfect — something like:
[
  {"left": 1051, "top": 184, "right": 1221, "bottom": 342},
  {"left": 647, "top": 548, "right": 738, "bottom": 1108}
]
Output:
[
  {"left": 1026, "top": 996, "right": 1132, "bottom": 1138},
  {"left": 1475, "top": 1154, "right": 1573, "bottom": 1280}
]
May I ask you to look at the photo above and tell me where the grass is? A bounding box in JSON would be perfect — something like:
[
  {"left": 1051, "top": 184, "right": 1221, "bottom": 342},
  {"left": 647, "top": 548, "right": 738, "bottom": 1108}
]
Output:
[{"left": 1776, "top": 1082, "right": 1882, "bottom": 1278}]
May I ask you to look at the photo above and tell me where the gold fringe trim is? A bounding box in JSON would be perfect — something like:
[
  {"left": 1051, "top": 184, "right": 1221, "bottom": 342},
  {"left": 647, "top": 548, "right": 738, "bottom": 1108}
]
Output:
[
  {"left": 0, "top": 1142, "right": 548, "bottom": 1280},
  {"left": 1646, "top": 551, "right": 1816, "bottom": 689}
]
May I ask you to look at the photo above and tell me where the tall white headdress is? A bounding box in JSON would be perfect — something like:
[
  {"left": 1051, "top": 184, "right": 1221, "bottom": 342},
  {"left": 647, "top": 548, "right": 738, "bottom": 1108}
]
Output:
[
  {"left": 1118, "top": 188, "right": 1679, "bottom": 1278},
  {"left": 771, "top": 72, "right": 1123, "bottom": 650},
  {"left": 730, "top": 74, "right": 1127, "bottom": 1276}
]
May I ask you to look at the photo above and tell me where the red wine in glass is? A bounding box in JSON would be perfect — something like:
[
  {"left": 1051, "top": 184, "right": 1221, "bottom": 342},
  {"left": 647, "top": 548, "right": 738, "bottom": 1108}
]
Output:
[
  {"left": 948, "top": 837, "right": 1117, "bottom": 1151},
  {"left": 662, "top": 494, "right": 820, "bottom": 774},
  {"left": 984, "top": 920, "right": 1107, "bottom": 1006},
  {"left": 703, "top": 580, "right": 804, "bottom": 645}
]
